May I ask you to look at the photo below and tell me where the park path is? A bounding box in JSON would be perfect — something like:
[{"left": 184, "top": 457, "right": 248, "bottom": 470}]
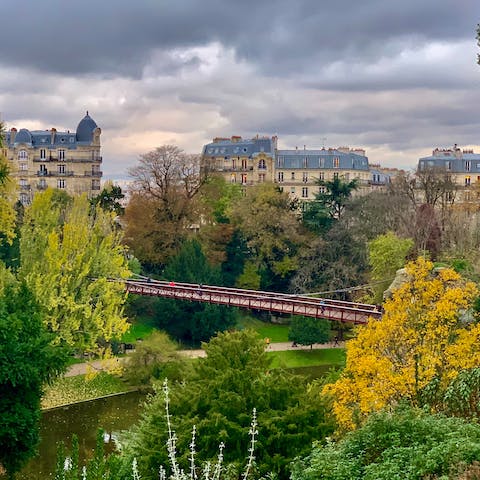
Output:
[{"left": 65, "top": 341, "right": 345, "bottom": 377}]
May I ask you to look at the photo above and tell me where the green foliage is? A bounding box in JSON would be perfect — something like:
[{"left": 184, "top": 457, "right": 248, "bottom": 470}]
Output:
[
  {"left": 290, "top": 225, "right": 368, "bottom": 300},
  {"left": 121, "top": 330, "right": 334, "bottom": 479},
  {"left": 236, "top": 260, "right": 261, "bottom": 289},
  {"left": 123, "top": 331, "right": 190, "bottom": 385},
  {"left": 0, "top": 283, "right": 68, "bottom": 476},
  {"left": 90, "top": 184, "right": 125, "bottom": 216},
  {"left": 368, "top": 231, "right": 414, "bottom": 302},
  {"left": 422, "top": 367, "right": 480, "bottom": 420},
  {"left": 291, "top": 407, "right": 480, "bottom": 480},
  {"left": 19, "top": 190, "right": 131, "bottom": 352},
  {"left": 288, "top": 316, "right": 331, "bottom": 348},
  {"left": 302, "top": 176, "right": 358, "bottom": 233},
  {"left": 54, "top": 430, "right": 123, "bottom": 480},
  {"left": 153, "top": 239, "right": 237, "bottom": 343},
  {"left": 229, "top": 183, "right": 306, "bottom": 291}
]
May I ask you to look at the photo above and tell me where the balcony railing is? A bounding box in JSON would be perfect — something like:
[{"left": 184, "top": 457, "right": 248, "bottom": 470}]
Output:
[
  {"left": 84, "top": 171, "right": 103, "bottom": 177},
  {"left": 33, "top": 156, "right": 102, "bottom": 163},
  {"left": 20, "top": 184, "right": 31, "bottom": 191},
  {"left": 91, "top": 185, "right": 101, "bottom": 191},
  {"left": 37, "top": 171, "right": 74, "bottom": 177},
  {"left": 36, "top": 183, "right": 48, "bottom": 190}
]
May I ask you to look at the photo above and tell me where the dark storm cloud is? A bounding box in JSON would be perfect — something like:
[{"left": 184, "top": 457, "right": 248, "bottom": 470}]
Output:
[{"left": 0, "top": 0, "right": 477, "bottom": 78}]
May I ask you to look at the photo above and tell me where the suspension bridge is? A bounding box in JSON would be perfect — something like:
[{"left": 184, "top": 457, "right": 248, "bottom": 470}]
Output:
[{"left": 120, "top": 278, "right": 382, "bottom": 324}]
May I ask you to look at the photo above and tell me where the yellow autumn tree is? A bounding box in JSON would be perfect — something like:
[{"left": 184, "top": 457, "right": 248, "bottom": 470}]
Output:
[
  {"left": 0, "top": 122, "right": 16, "bottom": 245},
  {"left": 19, "top": 189, "right": 131, "bottom": 352},
  {"left": 324, "top": 257, "right": 479, "bottom": 431}
]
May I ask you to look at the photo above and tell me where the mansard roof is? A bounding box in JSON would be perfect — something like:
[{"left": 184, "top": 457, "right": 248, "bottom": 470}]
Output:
[
  {"left": 203, "top": 136, "right": 275, "bottom": 157},
  {"left": 276, "top": 148, "right": 369, "bottom": 170}
]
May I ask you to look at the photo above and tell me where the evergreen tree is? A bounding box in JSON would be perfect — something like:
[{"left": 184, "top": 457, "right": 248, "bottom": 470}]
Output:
[{"left": 0, "top": 284, "right": 68, "bottom": 477}]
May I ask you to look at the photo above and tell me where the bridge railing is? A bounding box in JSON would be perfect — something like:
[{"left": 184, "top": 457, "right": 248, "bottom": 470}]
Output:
[{"left": 119, "top": 278, "right": 381, "bottom": 324}]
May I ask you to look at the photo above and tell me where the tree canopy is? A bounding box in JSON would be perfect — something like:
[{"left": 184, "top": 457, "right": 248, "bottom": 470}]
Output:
[
  {"left": 19, "top": 190, "right": 130, "bottom": 352},
  {"left": 288, "top": 316, "right": 331, "bottom": 348},
  {"left": 291, "top": 407, "right": 480, "bottom": 480},
  {"left": 324, "top": 257, "right": 479, "bottom": 430},
  {"left": 0, "top": 284, "right": 68, "bottom": 477},
  {"left": 121, "top": 330, "right": 334, "bottom": 479}
]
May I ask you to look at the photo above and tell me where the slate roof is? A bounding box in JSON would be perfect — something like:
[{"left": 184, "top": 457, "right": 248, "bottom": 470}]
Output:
[
  {"left": 276, "top": 149, "right": 369, "bottom": 170},
  {"left": 3, "top": 113, "right": 98, "bottom": 149}
]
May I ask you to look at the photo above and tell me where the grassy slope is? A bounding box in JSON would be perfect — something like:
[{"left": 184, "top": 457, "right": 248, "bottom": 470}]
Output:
[{"left": 268, "top": 348, "right": 345, "bottom": 368}]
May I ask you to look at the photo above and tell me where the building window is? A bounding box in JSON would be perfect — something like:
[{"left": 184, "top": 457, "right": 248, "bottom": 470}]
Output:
[
  {"left": 466, "top": 161, "right": 471, "bottom": 172},
  {"left": 302, "top": 187, "right": 308, "bottom": 198},
  {"left": 258, "top": 159, "right": 266, "bottom": 169},
  {"left": 57, "top": 179, "right": 66, "bottom": 189},
  {"left": 232, "top": 158, "right": 236, "bottom": 169},
  {"left": 241, "top": 174, "right": 247, "bottom": 185},
  {"left": 333, "top": 157, "right": 340, "bottom": 168},
  {"left": 258, "top": 173, "right": 265, "bottom": 183},
  {"left": 465, "top": 176, "right": 471, "bottom": 186},
  {"left": 277, "top": 156, "right": 284, "bottom": 167},
  {"left": 19, "top": 193, "right": 29, "bottom": 205},
  {"left": 277, "top": 171, "right": 284, "bottom": 182},
  {"left": 319, "top": 172, "right": 325, "bottom": 181},
  {"left": 319, "top": 157, "right": 325, "bottom": 168},
  {"left": 241, "top": 159, "right": 248, "bottom": 170},
  {"left": 58, "top": 164, "right": 66, "bottom": 174},
  {"left": 58, "top": 149, "right": 65, "bottom": 160},
  {"left": 231, "top": 173, "right": 236, "bottom": 183},
  {"left": 290, "top": 187, "right": 295, "bottom": 194},
  {"left": 92, "top": 179, "right": 101, "bottom": 191},
  {"left": 333, "top": 172, "right": 339, "bottom": 179},
  {"left": 19, "top": 163, "right": 27, "bottom": 171},
  {"left": 319, "top": 186, "right": 326, "bottom": 194},
  {"left": 38, "top": 179, "right": 47, "bottom": 189},
  {"left": 291, "top": 172, "right": 295, "bottom": 180},
  {"left": 18, "top": 150, "right": 27, "bottom": 160},
  {"left": 39, "top": 164, "right": 47, "bottom": 175},
  {"left": 447, "top": 161, "right": 451, "bottom": 171},
  {"left": 302, "top": 172, "right": 308, "bottom": 183},
  {"left": 303, "top": 157, "right": 308, "bottom": 168},
  {"left": 40, "top": 149, "right": 46, "bottom": 159}
]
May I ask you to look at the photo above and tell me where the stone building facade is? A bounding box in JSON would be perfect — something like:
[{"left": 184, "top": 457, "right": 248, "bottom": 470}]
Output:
[
  {"left": 2, "top": 112, "right": 102, "bottom": 204},
  {"left": 202, "top": 136, "right": 392, "bottom": 201}
]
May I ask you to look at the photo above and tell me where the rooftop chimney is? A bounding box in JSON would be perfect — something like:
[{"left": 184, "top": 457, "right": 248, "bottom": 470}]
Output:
[{"left": 10, "top": 127, "right": 17, "bottom": 143}]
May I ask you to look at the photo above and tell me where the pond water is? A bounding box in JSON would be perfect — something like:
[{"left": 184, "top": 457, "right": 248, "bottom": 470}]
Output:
[
  {"left": 17, "top": 391, "right": 147, "bottom": 479},
  {"left": 13, "top": 364, "right": 337, "bottom": 478}
]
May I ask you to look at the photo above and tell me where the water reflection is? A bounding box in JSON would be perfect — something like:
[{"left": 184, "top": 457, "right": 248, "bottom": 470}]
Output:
[{"left": 17, "top": 391, "right": 147, "bottom": 479}]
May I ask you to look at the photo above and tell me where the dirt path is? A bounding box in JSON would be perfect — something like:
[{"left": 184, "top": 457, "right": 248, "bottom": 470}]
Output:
[{"left": 65, "top": 341, "right": 345, "bottom": 377}]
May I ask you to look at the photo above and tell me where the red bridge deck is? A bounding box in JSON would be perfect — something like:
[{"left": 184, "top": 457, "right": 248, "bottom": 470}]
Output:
[{"left": 123, "top": 279, "right": 381, "bottom": 324}]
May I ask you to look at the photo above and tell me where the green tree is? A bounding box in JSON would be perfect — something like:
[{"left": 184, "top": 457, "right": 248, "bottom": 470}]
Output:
[
  {"left": 368, "top": 231, "right": 414, "bottom": 302},
  {"left": 0, "top": 283, "right": 68, "bottom": 477},
  {"left": 121, "top": 330, "right": 334, "bottom": 479},
  {"left": 152, "top": 239, "right": 237, "bottom": 343},
  {"left": 303, "top": 176, "right": 358, "bottom": 233},
  {"left": 288, "top": 316, "right": 331, "bottom": 349},
  {"left": 19, "top": 190, "right": 131, "bottom": 352},
  {"left": 229, "top": 183, "right": 307, "bottom": 291},
  {"left": 290, "top": 225, "right": 368, "bottom": 300},
  {"left": 90, "top": 182, "right": 125, "bottom": 216},
  {"left": 123, "top": 331, "right": 189, "bottom": 385},
  {"left": 291, "top": 407, "right": 480, "bottom": 480}
]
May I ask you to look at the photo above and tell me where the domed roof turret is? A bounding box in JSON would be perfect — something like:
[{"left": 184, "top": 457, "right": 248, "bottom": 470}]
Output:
[
  {"left": 14, "top": 128, "right": 32, "bottom": 145},
  {"left": 76, "top": 111, "right": 98, "bottom": 142}
]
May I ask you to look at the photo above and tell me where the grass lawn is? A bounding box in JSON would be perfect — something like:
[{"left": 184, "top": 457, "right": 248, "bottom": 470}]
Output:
[
  {"left": 120, "top": 321, "right": 156, "bottom": 343},
  {"left": 42, "top": 372, "right": 130, "bottom": 410},
  {"left": 237, "top": 315, "right": 290, "bottom": 342},
  {"left": 267, "top": 348, "right": 346, "bottom": 369}
]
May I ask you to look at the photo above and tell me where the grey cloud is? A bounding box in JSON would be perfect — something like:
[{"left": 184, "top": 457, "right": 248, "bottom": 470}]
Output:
[{"left": 0, "top": 0, "right": 477, "bottom": 78}]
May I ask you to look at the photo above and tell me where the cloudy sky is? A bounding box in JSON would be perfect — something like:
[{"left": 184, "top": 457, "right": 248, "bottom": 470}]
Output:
[{"left": 0, "top": 0, "right": 479, "bottom": 178}]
